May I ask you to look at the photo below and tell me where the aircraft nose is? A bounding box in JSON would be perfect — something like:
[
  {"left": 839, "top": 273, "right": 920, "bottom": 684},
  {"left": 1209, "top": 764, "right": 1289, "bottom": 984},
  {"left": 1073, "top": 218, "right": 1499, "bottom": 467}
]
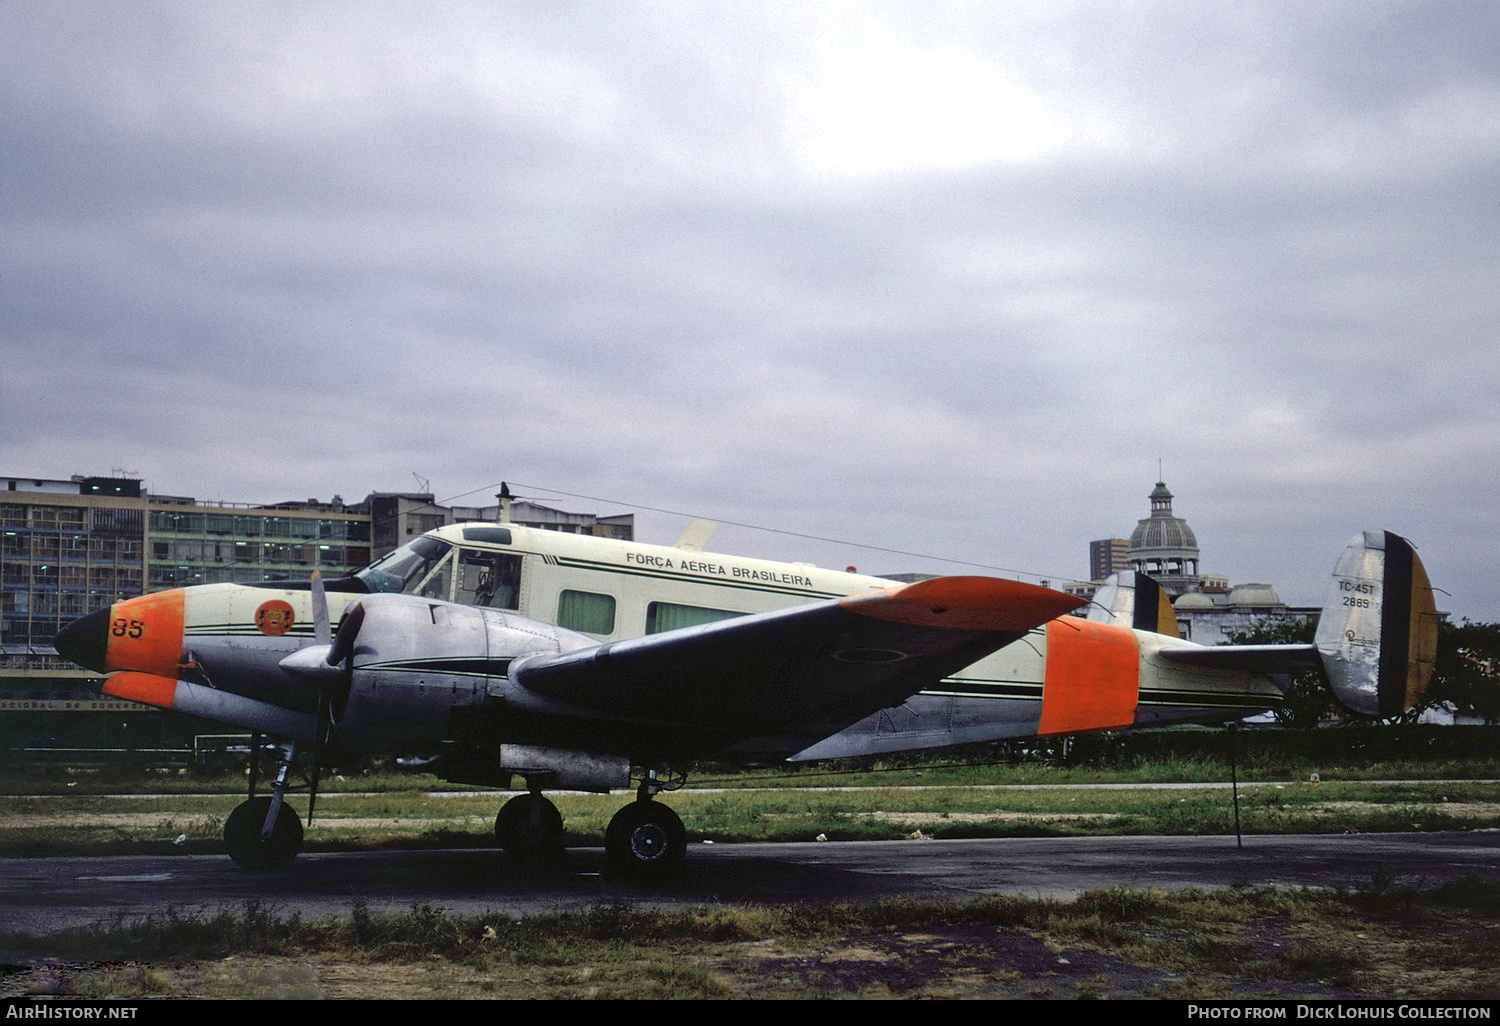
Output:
[
  {"left": 54, "top": 590, "right": 187, "bottom": 677},
  {"left": 55, "top": 607, "right": 112, "bottom": 673}
]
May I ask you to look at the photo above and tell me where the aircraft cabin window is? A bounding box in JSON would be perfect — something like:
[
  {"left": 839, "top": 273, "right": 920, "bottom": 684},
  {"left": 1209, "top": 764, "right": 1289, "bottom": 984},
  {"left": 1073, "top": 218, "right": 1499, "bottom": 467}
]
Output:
[
  {"left": 456, "top": 549, "right": 522, "bottom": 610},
  {"left": 461, "top": 527, "right": 512, "bottom": 545},
  {"left": 646, "top": 602, "right": 742, "bottom": 634},
  {"left": 557, "top": 590, "right": 616, "bottom": 635}
]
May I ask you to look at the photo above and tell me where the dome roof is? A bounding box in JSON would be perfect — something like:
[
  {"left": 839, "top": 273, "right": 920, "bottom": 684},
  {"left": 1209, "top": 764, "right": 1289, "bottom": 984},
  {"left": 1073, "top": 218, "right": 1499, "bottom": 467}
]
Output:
[
  {"left": 1226, "top": 583, "right": 1283, "bottom": 608},
  {"left": 1130, "top": 517, "right": 1199, "bottom": 551},
  {"left": 1174, "top": 592, "right": 1217, "bottom": 610},
  {"left": 1128, "top": 479, "right": 1199, "bottom": 555}
]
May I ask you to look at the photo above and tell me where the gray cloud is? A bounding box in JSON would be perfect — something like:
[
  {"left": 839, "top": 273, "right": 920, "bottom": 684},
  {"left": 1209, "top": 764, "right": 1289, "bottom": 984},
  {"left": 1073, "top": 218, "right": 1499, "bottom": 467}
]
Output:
[{"left": 3, "top": 1, "right": 1497, "bottom": 617}]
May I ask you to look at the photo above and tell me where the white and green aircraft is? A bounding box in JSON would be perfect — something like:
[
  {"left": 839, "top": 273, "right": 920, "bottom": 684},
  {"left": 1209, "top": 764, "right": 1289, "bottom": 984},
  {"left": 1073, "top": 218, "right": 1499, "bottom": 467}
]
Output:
[{"left": 55, "top": 519, "right": 1437, "bottom": 873}]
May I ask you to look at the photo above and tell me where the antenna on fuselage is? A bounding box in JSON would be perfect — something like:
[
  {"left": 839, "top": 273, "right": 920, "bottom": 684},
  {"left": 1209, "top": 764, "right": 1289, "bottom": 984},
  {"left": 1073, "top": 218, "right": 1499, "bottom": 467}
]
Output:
[{"left": 497, "top": 482, "right": 513, "bottom": 524}]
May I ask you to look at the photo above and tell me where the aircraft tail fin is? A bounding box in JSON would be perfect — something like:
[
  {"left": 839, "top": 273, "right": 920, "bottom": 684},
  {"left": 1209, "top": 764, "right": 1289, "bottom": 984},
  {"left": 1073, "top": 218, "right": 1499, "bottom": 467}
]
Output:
[
  {"left": 1087, "top": 570, "right": 1180, "bottom": 638},
  {"left": 1155, "top": 530, "right": 1437, "bottom": 718},
  {"left": 1314, "top": 530, "right": 1439, "bottom": 718},
  {"left": 672, "top": 519, "right": 718, "bottom": 552}
]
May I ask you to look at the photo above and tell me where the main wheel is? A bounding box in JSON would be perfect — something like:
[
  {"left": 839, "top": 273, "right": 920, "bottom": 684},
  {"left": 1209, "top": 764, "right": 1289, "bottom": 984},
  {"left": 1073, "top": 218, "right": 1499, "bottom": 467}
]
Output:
[
  {"left": 223, "top": 797, "right": 303, "bottom": 870},
  {"left": 605, "top": 800, "right": 686, "bottom": 874},
  {"left": 494, "top": 793, "right": 565, "bottom": 864}
]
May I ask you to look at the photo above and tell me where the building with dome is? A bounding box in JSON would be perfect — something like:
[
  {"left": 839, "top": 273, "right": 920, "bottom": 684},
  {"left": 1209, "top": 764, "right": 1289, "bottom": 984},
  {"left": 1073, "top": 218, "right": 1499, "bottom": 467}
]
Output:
[
  {"left": 1127, "top": 481, "right": 1201, "bottom": 597},
  {"left": 1070, "top": 479, "right": 1311, "bottom": 644}
]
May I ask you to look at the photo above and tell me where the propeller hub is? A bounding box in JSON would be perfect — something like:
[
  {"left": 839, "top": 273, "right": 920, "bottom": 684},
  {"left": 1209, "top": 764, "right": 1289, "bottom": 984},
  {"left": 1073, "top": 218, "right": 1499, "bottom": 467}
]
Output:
[{"left": 278, "top": 644, "right": 341, "bottom": 684}]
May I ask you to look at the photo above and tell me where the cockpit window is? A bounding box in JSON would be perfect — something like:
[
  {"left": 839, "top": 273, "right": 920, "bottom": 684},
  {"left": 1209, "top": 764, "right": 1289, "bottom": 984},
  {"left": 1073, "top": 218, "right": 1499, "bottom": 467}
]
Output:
[{"left": 355, "top": 537, "right": 454, "bottom": 596}]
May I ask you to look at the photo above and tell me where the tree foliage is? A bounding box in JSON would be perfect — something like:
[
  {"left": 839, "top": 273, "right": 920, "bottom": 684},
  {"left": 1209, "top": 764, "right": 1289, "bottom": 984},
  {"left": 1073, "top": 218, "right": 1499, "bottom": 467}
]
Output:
[
  {"left": 1222, "top": 614, "right": 1500, "bottom": 725},
  {"left": 1430, "top": 619, "right": 1500, "bottom": 724},
  {"left": 1222, "top": 616, "right": 1328, "bottom": 728}
]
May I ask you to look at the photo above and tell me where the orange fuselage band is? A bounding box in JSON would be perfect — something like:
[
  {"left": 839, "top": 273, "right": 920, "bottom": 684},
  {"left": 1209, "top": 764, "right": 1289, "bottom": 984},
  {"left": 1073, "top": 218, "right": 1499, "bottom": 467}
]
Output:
[
  {"left": 101, "top": 671, "right": 179, "bottom": 710},
  {"left": 104, "top": 590, "right": 185, "bottom": 677},
  {"left": 1038, "top": 617, "right": 1141, "bottom": 735}
]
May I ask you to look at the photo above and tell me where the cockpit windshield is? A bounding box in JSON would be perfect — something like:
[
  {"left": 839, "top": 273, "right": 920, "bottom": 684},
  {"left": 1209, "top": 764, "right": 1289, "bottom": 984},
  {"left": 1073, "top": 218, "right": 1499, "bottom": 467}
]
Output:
[{"left": 354, "top": 536, "right": 454, "bottom": 597}]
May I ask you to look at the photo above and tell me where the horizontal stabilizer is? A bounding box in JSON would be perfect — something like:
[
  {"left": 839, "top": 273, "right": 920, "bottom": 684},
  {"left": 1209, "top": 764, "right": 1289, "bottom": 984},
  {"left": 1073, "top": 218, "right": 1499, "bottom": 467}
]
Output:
[{"left": 1156, "top": 643, "right": 1319, "bottom": 675}]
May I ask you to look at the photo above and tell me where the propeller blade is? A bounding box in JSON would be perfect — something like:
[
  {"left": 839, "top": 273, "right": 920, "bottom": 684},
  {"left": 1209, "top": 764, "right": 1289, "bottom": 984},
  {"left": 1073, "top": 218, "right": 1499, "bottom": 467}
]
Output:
[
  {"left": 311, "top": 571, "right": 332, "bottom": 648},
  {"left": 309, "top": 691, "right": 329, "bottom": 823},
  {"left": 306, "top": 592, "right": 364, "bottom": 824},
  {"left": 327, "top": 600, "right": 365, "bottom": 667}
]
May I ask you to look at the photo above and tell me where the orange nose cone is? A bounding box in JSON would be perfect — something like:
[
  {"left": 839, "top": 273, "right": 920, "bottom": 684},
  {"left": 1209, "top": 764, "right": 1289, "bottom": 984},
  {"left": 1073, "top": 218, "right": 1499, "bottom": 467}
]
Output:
[{"left": 97, "top": 590, "right": 186, "bottom": 676}]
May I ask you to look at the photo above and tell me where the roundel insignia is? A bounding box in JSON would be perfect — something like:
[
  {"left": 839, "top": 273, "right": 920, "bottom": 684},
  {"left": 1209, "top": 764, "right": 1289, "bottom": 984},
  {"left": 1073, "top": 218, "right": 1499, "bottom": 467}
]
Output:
[{"left": 255, "top": 600, "right": 296, "bottom": 637}]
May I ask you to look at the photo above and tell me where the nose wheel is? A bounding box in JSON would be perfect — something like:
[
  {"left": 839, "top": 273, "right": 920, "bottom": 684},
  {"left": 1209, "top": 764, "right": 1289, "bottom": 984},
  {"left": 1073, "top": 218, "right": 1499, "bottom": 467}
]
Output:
[
  {"left": 225, "top": 740, "right": 311, "bottom": 870},
  {"left": 224, "top": 796, "right": 304, "bottom": 870},
  {"left": 605, "top": 800, "right": 686, "bottom": 873}
]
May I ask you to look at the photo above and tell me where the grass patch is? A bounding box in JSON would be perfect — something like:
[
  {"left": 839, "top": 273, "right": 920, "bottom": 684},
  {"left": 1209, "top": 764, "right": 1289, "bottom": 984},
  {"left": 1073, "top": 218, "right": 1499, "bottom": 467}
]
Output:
[
  {"left": 5, "top": 731, "right": 1499, "bottom": 797},
  {"left": 4, "top": 779, "right": 1499, "bottom": 858},
  {"left": 4, "top": 881, "right": 1499, "bottom": 999}
]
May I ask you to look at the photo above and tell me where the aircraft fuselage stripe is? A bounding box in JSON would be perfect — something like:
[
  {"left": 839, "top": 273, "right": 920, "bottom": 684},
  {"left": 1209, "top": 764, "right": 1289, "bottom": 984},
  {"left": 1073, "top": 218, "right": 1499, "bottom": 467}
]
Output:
[{"left": 529, "top": 552, "right": 844, "bottom": 600}]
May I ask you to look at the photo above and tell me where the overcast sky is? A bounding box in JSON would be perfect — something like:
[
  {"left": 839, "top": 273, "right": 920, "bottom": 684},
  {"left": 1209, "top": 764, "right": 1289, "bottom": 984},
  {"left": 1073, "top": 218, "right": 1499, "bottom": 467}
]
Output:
[{"left": 3, "top": 1, "right": 1496, "bottom": 617}]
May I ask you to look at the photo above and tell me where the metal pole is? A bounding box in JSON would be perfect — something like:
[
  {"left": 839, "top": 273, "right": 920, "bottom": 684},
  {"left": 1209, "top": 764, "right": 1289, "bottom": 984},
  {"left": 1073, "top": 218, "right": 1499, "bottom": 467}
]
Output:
[
  {"left": 248, "top": 732, "right": 262, "bottom": 799},
  {"left": 1228, "top": 722, "right": 1243, "bottom": 848}
]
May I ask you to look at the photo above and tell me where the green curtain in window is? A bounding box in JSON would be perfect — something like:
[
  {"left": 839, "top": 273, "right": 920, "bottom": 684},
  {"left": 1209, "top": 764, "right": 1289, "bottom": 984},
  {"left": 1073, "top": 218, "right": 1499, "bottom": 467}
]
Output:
[
  {"left": 646, "top": 602, "right": 739, "bottom": 634},
  {"left": 558, "top": 590, "right": 617, "bottom": 635}
]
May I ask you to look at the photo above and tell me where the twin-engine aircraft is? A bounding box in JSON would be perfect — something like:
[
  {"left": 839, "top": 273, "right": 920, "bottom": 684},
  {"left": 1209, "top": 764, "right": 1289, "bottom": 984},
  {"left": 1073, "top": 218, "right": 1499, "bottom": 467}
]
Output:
[{"left": 54, "top": 519, "right": 1437, "bottom": 873}]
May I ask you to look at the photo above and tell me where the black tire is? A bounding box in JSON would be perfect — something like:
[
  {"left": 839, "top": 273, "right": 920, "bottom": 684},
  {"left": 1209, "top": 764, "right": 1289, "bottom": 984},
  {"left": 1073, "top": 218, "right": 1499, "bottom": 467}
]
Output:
[
  {"left": 223, "top": 797, "right": 303, "bottom": 870},
  {"left": 605, "top": 800, "right": 686, "bottom": 873},
  {"left": 494, "top": 793, "right": 565, "bottom": 863}
]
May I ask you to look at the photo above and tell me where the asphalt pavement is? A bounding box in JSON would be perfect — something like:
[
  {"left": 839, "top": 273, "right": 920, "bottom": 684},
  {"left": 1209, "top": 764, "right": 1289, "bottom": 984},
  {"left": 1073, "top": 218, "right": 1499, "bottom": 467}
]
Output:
[{"left": 3, "top": 830, "right": 1496, "bottom": 939}]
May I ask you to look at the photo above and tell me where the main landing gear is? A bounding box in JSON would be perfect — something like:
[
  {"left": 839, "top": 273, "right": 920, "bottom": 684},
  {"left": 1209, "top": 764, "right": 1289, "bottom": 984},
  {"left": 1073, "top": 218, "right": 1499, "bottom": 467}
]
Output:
[
  {"left": 604, "top": 769, "right": 686, "bottom": 872},
  {"left": 495, "top": 768, "right": 688, "bottom": 875},
  {"left": 220, "top": 744, "right": 693, "bottom": 875},
  {"left": 224, "top": 739, "right": 305, "bottom": 870}
]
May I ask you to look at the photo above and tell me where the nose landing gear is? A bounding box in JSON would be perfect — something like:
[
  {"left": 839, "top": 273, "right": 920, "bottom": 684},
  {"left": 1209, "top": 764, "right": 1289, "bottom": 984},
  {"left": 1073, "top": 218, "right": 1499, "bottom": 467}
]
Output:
[{"left": 224, "top": 740, "right": 305, "bottom": 870}]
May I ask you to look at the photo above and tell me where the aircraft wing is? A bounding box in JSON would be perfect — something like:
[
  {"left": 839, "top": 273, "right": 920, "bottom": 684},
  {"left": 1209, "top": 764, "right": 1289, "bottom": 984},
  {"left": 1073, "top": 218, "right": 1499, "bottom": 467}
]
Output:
[{"left": 509, "top": 577, "right": 1083, "bottom": 750}]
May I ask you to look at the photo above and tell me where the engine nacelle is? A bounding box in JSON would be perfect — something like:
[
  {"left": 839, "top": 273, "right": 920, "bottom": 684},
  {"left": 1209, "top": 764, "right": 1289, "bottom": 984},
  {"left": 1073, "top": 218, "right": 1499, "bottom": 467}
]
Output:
[{"left": 330, "top": 593, "right": 595, "bottom": 753}]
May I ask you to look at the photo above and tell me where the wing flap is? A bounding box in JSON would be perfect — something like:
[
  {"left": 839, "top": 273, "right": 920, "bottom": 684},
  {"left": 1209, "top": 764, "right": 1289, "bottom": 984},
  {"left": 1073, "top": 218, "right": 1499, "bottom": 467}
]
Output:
[{"left": 511, "top": 576, "right": 1082, "bottom": 741}]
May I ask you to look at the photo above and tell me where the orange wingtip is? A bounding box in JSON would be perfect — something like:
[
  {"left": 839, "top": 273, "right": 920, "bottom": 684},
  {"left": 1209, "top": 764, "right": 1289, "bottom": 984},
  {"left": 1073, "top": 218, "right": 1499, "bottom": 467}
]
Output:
[
  {"left": 840, "top": 576, "right": 1085, "bottom": 631},
  {"left": 101, "top": 671, "right": 179, "bottom": 710}
]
